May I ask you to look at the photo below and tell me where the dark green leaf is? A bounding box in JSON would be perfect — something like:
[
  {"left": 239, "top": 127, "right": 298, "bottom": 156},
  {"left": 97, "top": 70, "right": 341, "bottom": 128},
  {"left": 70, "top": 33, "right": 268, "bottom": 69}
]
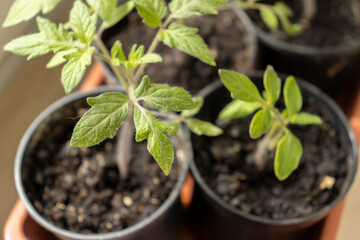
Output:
[
  {"left": 284, "top": 76, "right": 302, "bottom": 116},
  {"left": 133, "top": 0, "right": 167, "bottom": 28},
  {"left": 290, "top": 112, "right": 322, "bottom": 125},
  {"left": 159, "top": 23, "right": 215, "bottom": 66},
  {"left": 264, "top": 65, "right": 281, "bottom": 105},
  {"left": 219, "top": 99, "right": 261, "bottom": 119},
  {"left": 219, "top": 69, "right": 261, "bottom": 102},
  {"left": 249, "top": 108, "right": 272, "bottom": 138},
  {"left": 70, "top": 92, "right": 130, "bottom": 147},
  {"left": 169, "top": 0, "right": 227, "bottom": 19},
  {"left": 274, "top": 131, "right": 302, "bottom": 180},
  {"left": 187, "top": 118, "right": 222, "bottom": 136}
]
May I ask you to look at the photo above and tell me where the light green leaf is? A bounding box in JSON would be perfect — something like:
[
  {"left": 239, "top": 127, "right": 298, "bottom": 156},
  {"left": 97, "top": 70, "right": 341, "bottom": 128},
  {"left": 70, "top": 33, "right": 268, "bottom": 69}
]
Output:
[
  {"left": 181, "top": 97, "right": 203, "bottom": 117},
  {"left": 169, "top": 0, "right": 227, "bottom": 19},
  {"left": 187, "top": 118, "right": 223, "bottom": 136},
  {"left": 219, "top": 99, "right": 261, "bottom": 119},
  {"left": 147, "top": 130, "right": 174, "bottom": 175},
  {"left": 141, "top": 84, "right": 194, "bottom": 111},
  {"left": 274, "top": 2, "right": 293, "bottom": 17},
  {"left": 70, "top": 1, "right": 97, "bottom": 45},
  {"left": 86, "top": 0, "right": 116, "bottom": 22},
  {"left": 264, "top": 65, "right": 281, "bottom": 105},
  {"left": 133, "top": 0, "right": 167, "bottom": 28},
  {"left": 3, "top": 0, "right": 61, "bottom": 27},
  {"left": 275, "top": 131, "right": 302, "bottom": 180},
  {"left": 70, "top": 92, "right": 130, "bottom": 147},
  {"left": 101, "top": 1, "right": 135, "bottom": 29},
  {"left": 284, "top": 76, "right": 302, "bottom": 116},
  {"left": 219, "top": 69, "right": 261, "bottom": 102},
  {"left": 135, "top": 75, "right": 150, "bottom": 98},
  {"left": 168, "top": 120, "right": 180, "bottom": 136},
  {"left": 46, "top": 49, "right": 77, "bottom": 68},
  {"left": 111, "top": 41, "right": 127, "bottom": 65},
  {"left": 260, "top": 8, "right": 278, "bottom": 31},
  {"left": 249, "top": 109, "right": 272, "bottom": 139},
  {"left": 290, "top": 112, "right": 323, "bottom": 125},
  {"left": 277, "top": 11, "right": 301, "bottom": 36},
  {"left": 61, "top": 48, "right": 94, "bottom": 94},
  {"left": 139, "top": 53, "right": 163, "bottom": 64},
  {"left": 159, "top": 23, "right": 215, "bottom": 66}
]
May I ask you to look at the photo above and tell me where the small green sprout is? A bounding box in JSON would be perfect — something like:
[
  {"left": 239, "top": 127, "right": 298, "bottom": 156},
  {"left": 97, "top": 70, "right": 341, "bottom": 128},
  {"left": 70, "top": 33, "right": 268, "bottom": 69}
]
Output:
[{"left": 219, "top": 66, "right": 322, "bottom": 180}]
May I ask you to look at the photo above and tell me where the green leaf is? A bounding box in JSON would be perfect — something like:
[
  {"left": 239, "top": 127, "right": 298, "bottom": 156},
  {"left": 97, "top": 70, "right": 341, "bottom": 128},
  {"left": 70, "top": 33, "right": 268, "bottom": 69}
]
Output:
[
  {"left": 219, "top": 99, "right": 261, "bottom": 119},
  {"left": 274, "top": 2, "right": 293, "bottom": 17},
  {"left": 46, "top": 49, "right": 77, "bottom": 68},
  {"left": 284, "top": 76, "right": 302, "bottom": 116},
  {"left": 86, "top": 0, "right": 116, "bottom": 22},
  {"left": 169, "top": 0, "right": 227, "bottom": 19},
  {"left": 101, "top": 1, "right": 135, "bottom": 29},
  {"left": 61, "top": 48, "right": 94, "bottom": 94},
  {"left": 133, "top": 0, "right": 167, "bottom": 28},
  {"left": 275, "top": 131, "right": 302, "bottom": 180},
  {"left": 219, "top": 69, "right": 261, "bottom": 102},
  {"left": 111, "top": 41, "right": 127, "bottom": 65},
  {"left": 141, "top": 83, "right": 194, "bottom": 111},
  {"left": 139, "top": 53, "right": 163, "bottom": 64},
  {"left": 3, "top": 0, "right": 61, "bottom": 27},
  {"left": 70, "top": 1, "right": 97, "bottom": 45},
  {"left": 187, "top": 118, "right": 223, "bottom": 136},
  {"left": 147, "top": 130, "right": 174, "bottom": 175},
  {"left": 168, "top": 120, "right": 180, "bottom": 136},
  {"left": 4, "top": 33, "right": 49, "bottom": 59},
  {"left": 264, "top": 65, "right": 281, "bottom": 105},
  {"left": 277, "top": 11, "right": 301, "bottom": 36},
  {"left": 260, "top": 8, "right": 278, "bottom": 31},
  {"left": 290, "top": 112, "right": 323, "bottom": 125},
  {"left": 249, "top": 109, "right": 272, "bottom": 138},
  {"left": 181, "top": 97, "right": 203, "bottom": 117},
  {"left": 70, "top": 92, "right": 130, "bottom": 147},
  {"left": 159, "top": 23, "right": 215, "bottom": 66},
  {"left": 135, "top": 75, "right": 150, "bottom": 98}
]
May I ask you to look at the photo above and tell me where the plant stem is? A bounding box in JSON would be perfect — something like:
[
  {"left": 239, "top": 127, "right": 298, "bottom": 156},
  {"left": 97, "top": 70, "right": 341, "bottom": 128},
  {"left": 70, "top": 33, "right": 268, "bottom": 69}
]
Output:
[{"left": 301, "top": 0, "right": 317, "bottom": 27}]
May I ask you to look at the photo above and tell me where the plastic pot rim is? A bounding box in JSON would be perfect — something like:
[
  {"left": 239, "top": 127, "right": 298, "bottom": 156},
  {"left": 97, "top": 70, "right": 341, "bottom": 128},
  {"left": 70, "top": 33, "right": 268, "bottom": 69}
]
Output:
[
  {"left": 191, "top": 72, "right": 358, "bottom": 226},
  {"left": 14, "top": 86, "right": 190, "bottom": 240}
]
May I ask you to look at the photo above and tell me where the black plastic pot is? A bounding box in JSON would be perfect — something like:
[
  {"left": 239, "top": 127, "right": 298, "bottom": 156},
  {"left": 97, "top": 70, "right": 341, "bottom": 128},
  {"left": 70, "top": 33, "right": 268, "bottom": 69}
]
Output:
[
  {"left": 188, "top": 74, "right": 358, "bottom": 240},
  {"left": 14, "top": 86, "right": 190, "bottom": 240},
  {"left": 252, "top": 18, "right": 360, "bottom": 97},
  {"left": 99, "top": 7, "right": 258, "bottom": 91}
]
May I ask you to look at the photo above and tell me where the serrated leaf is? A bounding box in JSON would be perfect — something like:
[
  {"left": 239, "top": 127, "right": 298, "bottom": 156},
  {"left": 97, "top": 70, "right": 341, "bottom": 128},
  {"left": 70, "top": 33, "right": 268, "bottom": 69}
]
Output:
[
  {"left": 219, "top": 99, "right": 261, "bottom": 119},
  {"left": 290, "top": 112, "right": 322, "bottom": 125},
  {"left": 139, "top": 53, "right": 163, "bottom": 64},
  {"left": 61, "top": 48, "right": 94, "bottom": 94},
  {"left": 274, "top": 2, "right": 293, "bottom": 17},
  {"left": 70, "top": 1, "right": 97, "bottom": 45},
  {"left": 141, "top": 84, "right": 194, "bottom": 111},
  {"left": 133, "top": 0, "right": 167, "bottom": 28},
  {"left": 86, "top": 0, "right": 116, "bottom": 22},
  {"left": 46, "top": 49, "right": 77, "bottom": 68},
  {"left": 219, "top": 69, "right": 261, "bottom": 102},
  {"left": 284, "top": 76, "right": 302, "bottom": 116},
  {"left": 147, "top": 129, "right": 174, "bottom": 175},
  {"left": 111, "top": 41, "right": 127, "bottom": 65},
  {"left": 3, "top": 0, "right": 61, "bottom": 27},
  {"left": 133, "top": 106, "right": 172, "bottom": 142},
  {"left": 249, "top": 109, "right": 272, "bottom": 139},
  {"left": 275, "top": 132, "right": 302, "bottom": 180},
  {"left": 181, "top": 97, "right": 203, "bottom": 117},
  {"left": 159, "top": 23, "right": 215, "bottom": 66},
  {"left": 101, "top": 1, "right": 135, "bottom": 29},
  {"left": 260, "top": 8, "right": 278, "bottom": 31},
  {"left": 169, "top": 0, "right": 227, "bottom": 19},
  {"left": 264, "top": 65, "right": 281, "bottom": 105},
  {"left": 187, "top": 118, "right": 223, "bottom": 136},
  {"left": 70, "top": 92, "right": 130, "bottom": 147},
  {"left": 135, "top": 76, "right": 150, "bottom": 98},
  {"left": 4, "top": 33, "right": 49, "bottom": 59}
]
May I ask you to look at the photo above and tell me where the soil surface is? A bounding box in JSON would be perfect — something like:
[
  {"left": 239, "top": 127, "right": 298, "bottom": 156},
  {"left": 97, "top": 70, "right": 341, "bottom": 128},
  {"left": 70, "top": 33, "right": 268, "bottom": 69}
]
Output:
[
  {"left": 249, "top": 0, "right": 360, "bottom": 47},
  {"left": 104, "top": 10, "right": 254, "bottom": 94},
  {"left": 23, "top": 99, "right": 180, "bottom": 234},
  {"left": 192, "top": 85, "right": 350, "bottom": 219}
]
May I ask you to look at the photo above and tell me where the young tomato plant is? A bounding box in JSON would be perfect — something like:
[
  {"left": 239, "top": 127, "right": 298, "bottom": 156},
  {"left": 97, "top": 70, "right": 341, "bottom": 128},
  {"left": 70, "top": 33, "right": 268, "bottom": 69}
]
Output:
[
  {"left": 219, "top": 66, "right": 322, "bottom": 180},
  {"left": 3, "top": 0, "right": 224, "bottom": 176}
]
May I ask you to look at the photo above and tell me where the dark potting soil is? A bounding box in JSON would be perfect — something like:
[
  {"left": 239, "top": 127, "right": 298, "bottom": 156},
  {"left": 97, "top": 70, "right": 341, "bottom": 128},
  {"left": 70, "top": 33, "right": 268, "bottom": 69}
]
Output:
[
  {"left": 104, "top": 10, "right": 253, "bottom": 94},
  {"left": 23, "top": 99, "right": 180, "bottom": 234},
  {"left": 192, "top": 91, "right": 349, "bottom": 219},
  {"left": 249, "top": 0, "right": 360, "bottom": 47}
]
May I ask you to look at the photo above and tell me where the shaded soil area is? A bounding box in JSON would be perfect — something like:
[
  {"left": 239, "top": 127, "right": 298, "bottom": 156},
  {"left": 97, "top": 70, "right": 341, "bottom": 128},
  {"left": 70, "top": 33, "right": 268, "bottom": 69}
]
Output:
[
  {"left": 249, "top": 0, "right": 360, "bottom": 47},
  {"left": 192, "top": 84, "right": 349, "bottom": 219},
  {"left": 104, "top": 10, "right": 254, "bottom": 94},
  {"left": 23, "top": 99, "right": 180, "bottom": 234}
]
